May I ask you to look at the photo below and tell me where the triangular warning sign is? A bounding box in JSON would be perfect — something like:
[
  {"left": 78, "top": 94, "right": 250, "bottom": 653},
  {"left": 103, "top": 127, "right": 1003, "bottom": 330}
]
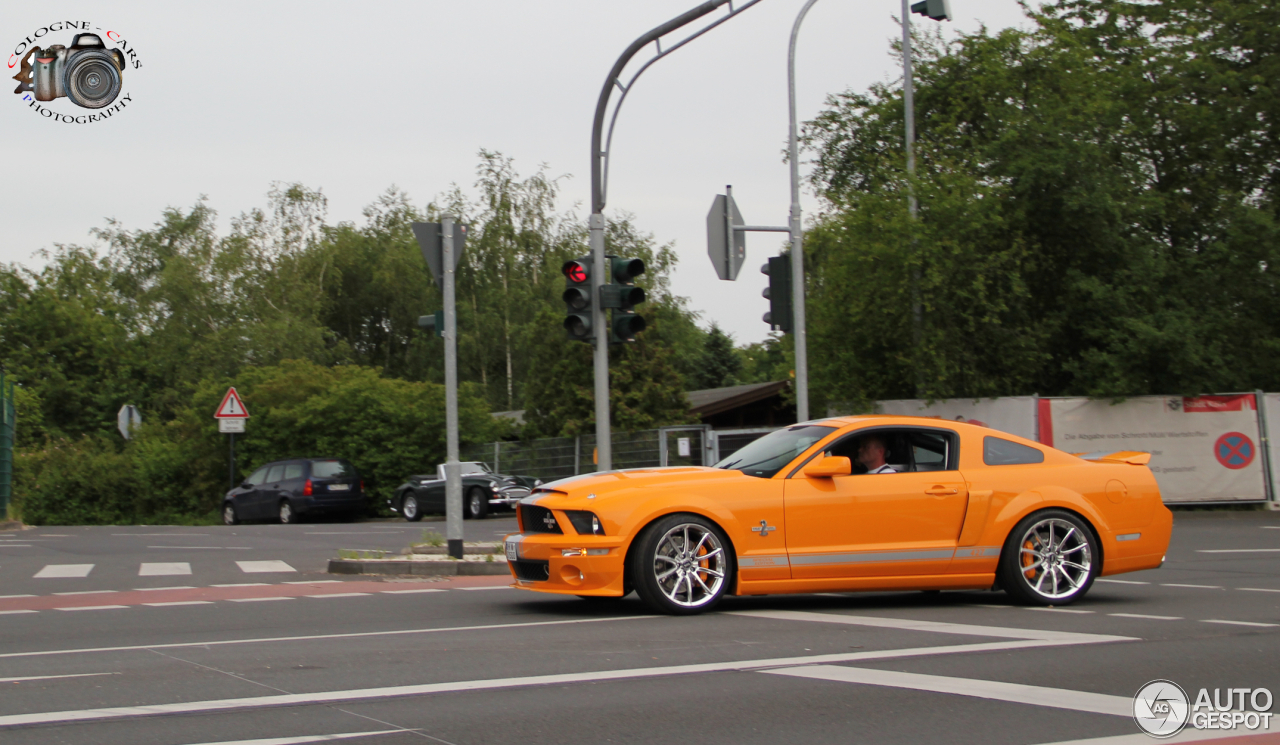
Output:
[{"left": 214, "top": 387, "right": 250, "bottom": 418}]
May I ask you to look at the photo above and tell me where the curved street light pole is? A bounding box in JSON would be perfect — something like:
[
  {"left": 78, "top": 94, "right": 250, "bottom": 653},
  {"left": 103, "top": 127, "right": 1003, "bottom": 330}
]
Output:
[
  {"left": 788, "top": 0, "right": 820, "bottom": 423},
  {"left": 588, "top": 0, "right": 765, "bottom": 470}
]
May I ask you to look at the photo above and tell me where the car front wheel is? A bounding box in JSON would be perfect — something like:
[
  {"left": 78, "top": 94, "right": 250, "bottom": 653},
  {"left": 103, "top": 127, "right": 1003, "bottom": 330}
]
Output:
[
  {"left": 223, "top": 502, "right": 238, "bottom": 526},
  {"left": 278, "top": 500, "right": 295, "bottom": 525},
  {"left": 402, "top": 493, "right": 422, "bottom": 522},
  {"left": 465, "top": 487, "right": 488, "bottom": 520},
  {"left": 630, "top": 514, "right": 733, "bottom": 615},
  {"left": 998, "top": 509, "right": 1098, "bottom": 606}
]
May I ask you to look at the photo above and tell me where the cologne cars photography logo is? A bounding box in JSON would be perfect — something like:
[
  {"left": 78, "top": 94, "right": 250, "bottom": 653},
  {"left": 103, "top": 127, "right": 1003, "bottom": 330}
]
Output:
[
  {"left": 1134, "top": 680, "right": 1275, "bottom": 738},
  {"left": 8, "top": 20, "right": 140, "bottom": 122}
]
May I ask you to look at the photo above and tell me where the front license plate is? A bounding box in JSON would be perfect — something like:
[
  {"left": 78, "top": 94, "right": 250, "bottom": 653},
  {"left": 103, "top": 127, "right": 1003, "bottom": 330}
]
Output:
[
  {"left": 505, "top": 541, "right": 518, "bottom": 561},
  {"left": 328, "top": 484, "right": 350, "bottom": 491}
]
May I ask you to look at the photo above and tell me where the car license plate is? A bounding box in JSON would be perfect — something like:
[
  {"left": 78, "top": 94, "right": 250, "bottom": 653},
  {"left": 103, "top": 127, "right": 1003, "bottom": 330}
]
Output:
[
  {"left": 328, "top": 484, "right": 350, "bottom": 491},
  {"left": 505, "top": 541, "right": 518, "bottom": 561}
]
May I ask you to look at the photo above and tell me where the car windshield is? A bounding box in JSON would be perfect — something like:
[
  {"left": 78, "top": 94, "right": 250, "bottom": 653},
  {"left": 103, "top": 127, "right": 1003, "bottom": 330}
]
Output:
[
  {"left": 311, "top": 460, "right": 354, "bottom": 478},
  {"left": 459, "top": 462, "right": 493, "bottom": 476},
  {"left": 715, "top": 424, "right": 837, "bottom": 479}
]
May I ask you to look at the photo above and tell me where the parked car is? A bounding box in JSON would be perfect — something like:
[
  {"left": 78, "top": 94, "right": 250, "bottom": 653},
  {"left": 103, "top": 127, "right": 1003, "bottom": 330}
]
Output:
[
  {"left": 223, "top": 458, "right": 364, "bottom": 525},
  {"left": 390, "top": 461, "right": 541, "bottom": 521},
  {"left": 503, "top": 416, "right": 1174, "bottom": 615}
]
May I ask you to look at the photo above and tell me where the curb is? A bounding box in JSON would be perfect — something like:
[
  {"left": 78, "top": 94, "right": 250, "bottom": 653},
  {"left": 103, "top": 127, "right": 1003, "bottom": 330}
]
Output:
[
  {"left": 0, "top": 520, "right": 25, "bottom": 531},
  {"left": 327, "top": 559, "right": 511, "bottom": 576}
]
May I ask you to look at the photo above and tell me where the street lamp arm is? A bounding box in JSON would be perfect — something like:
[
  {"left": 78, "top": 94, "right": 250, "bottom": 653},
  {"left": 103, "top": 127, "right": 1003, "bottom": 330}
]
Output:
[{"left": 591, "top": 0, "right": 765, "bottom": 214}]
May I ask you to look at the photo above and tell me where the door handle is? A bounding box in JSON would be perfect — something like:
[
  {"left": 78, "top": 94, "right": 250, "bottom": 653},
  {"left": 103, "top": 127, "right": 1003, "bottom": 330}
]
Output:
[{"left": 925, "top": 486, "right": 959, "bottom": 496}]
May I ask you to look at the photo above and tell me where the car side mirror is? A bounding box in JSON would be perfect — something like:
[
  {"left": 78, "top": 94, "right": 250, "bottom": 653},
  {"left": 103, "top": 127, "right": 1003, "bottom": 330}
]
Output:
[
  {"left": 240, "top": 481, "right": 251, "bottom": 489},
  {"left": 804, "top": 456, "right": 852, "bottom": 479}
]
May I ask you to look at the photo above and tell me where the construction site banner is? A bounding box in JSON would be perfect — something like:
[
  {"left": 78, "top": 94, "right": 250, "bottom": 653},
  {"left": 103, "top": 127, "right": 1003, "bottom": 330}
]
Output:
[
  {"left": 1041, "top": 395, "right": 1267, "bottom": 503},
  {"left": 876, "top": 397, "right": 1038, "bottom": 442}
]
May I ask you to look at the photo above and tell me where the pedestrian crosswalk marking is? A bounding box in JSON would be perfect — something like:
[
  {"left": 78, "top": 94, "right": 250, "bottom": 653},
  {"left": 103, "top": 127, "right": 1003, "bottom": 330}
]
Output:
[
  {"left": 34, "top": 564, "right": 94, "bottom": 579},
  {"left": 139, "top": 563, "right": 192, "bottom": 577},
  {"left": 236, "top": 561, "right": 297, "bottom": 574}
]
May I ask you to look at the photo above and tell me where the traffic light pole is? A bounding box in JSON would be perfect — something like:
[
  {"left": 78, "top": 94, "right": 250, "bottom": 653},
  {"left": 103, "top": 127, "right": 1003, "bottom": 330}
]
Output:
[
  {"left": 787, "top": 0, "right": 818, "bottom": 423},
  {"left": 589, "top": 0, "right": 762, "bottom": 471},
  {"left": 442, "top": 215, "right": 463, "bottom": 560}
]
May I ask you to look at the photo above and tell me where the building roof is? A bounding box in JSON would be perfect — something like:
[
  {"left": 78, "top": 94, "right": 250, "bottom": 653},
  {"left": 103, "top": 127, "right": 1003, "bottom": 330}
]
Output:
[{"left": 686, "top": 381, "right": 789, "bottom": 417}]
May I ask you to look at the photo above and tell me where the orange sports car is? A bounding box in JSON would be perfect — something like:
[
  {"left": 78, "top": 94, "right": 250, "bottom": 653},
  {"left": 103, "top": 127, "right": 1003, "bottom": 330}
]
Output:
[{"left": 503, "top": 416, "right": 1172, "bottom": 615}]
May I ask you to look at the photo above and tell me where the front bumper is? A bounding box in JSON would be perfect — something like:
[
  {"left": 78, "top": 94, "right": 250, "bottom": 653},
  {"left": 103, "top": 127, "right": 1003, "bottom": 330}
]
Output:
[{"left": 503, "top": 532, "right": 627, "bottom": 596}]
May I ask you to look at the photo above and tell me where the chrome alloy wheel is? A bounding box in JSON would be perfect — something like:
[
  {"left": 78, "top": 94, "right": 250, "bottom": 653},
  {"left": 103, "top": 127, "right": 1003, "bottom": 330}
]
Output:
[
  {"left": 651, "top": 523, "right": 727, "bottom": 609},
  {"left": 1017, "top": 517, "right": 1092, "bottom": 600}
]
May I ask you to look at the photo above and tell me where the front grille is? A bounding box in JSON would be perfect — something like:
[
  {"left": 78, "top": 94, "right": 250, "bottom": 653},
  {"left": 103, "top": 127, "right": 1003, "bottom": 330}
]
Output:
[
  {"left": 510, "top": 559, "right": 550, "bottom": 582},
  {"left": 519, "top": 504, "right": 562, "bottom": 534}
]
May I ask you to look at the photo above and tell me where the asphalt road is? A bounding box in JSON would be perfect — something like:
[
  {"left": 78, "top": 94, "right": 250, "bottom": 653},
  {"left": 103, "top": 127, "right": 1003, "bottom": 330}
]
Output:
[{"left": 0, "top": 510, "right": 1276, "bottom": 745}]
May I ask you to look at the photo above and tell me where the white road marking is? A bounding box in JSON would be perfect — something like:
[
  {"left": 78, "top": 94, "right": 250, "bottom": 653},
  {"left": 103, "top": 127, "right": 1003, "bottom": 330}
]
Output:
[
  {"left": 1109, "top": 613, "right": 1182, "bottom": 620},
  {"left": 0, "top": 594, "right": 34, "bottom": 598},
  {"left": 381, "top": 588, "right": 446, "bottom": 594},
  {"left": 305, "top": 593, "right": 370, "bottom": 599},
  {"left": 139, "top": 562, "right": 192, "bottom": 576},
  {"left": 0, "top": 544, "right": 32, "bottom": 547},
  {"left": 55, "top": 606, "right": 127, "bottom": 612},
  {"left": 729, "top": 610, "right": 1136, "bottom": 643},
  {"left": 237, "top": 561, "right": 297, "bottom": 573},
  {"left": 1262, "top": 526, "right": 1280, "bottom": 530},
  {"left": 306, "top": 531, "right": 414, "bottom": 535},
  {"left": 52, "top": 590, "right": 116, "bottom": 596},
  {"left": 34, "top": 534, "right": 69, "bottom": 537},
  {"left": 1095, "top": 579, "right": 1149, "bottom": 585},
  {"left": 761, "top": 665, "right": 1132, "bottom": 716},
  {"left": 458, "top": 586, "right": 510, "bottom": 591},
  {"left": 227, "top": 597, "right": 294, "bottom": 603},
  {"left": 0, "top": 672, "right": 118, "bottom": 683},
  {"left": 34, "top": 564, "right": 94, "bottom": 578},
  {"left": 145, "top": 601, "right": 215, "bottom": 607},
  {"left": 136, "top": 586, "right": 196, "bottom": 591},
  {"left": 0, "top": 638, "right": 1128, "bottom": 729},
  {"left": 283, "top": 580, "right": 342, "bottom": 585},
  {"left": 149, "top": 546, "right": 252, "bottom": 550},
  {"left": 1202, "top": 619, "right": 1279, "bottom": 628},
  {"left": 1161, "top": 583, "right": 1221, "bottom": 589},
  {"left": 179, "top": 731, "right": 404, "bottom": 745},
  {"left": 0, "top": 616, "right": 656, "bottom": 659},
  {"left": 1239, "top": 587, "right": 1280, "bottom": 593},
  {"left": 212, "top": 583, "right": 269, "bottom": 588},
  {"left": 114, "top": 533, "right": 209, "bottom": 537},
  {"left": 1196, "top": 548, "right": 1280, "bottom": 553},
  {"left": 0, "top": 610, "right": 37, "bottom": 615},
  {"left": 1026, "top": 608, "right": 1093, "bottom": 614}
]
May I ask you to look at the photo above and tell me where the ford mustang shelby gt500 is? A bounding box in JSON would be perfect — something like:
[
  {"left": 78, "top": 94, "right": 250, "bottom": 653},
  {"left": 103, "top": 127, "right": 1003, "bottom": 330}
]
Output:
[{"left": 504, "top": 416, "right": 1172, "bottom": 615}]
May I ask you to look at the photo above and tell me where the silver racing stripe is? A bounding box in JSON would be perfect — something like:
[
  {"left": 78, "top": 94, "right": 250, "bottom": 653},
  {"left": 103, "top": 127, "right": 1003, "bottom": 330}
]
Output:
[
  {"left": 790, "top": 547, "right": 1002, "bottom": 566},
  {"left": 739, "top": 555, "right": 790, "bottom": 568},
  {"left": 952, "top": 546, "right": 1002, "bottom": 559}
]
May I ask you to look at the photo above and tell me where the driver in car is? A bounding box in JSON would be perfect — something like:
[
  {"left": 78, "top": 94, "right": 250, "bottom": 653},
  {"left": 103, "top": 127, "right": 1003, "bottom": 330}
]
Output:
[{"left": 857, "top": 435, "right": 898, "bottom": 474}]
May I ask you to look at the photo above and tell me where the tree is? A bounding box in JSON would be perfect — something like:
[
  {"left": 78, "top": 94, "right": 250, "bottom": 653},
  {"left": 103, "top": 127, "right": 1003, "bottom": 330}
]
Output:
[{"left": 693, "top": 323, "right": 743, "bottom": 390}]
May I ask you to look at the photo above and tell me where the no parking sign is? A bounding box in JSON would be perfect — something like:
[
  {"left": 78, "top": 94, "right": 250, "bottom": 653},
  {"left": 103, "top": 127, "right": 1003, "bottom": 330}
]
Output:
[{"left": 1214, "top": 432, "right": 1255, "bottom": 470}]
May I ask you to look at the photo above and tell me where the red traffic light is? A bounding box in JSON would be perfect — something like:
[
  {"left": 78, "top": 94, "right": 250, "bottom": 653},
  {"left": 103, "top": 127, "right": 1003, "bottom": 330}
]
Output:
[{"left": 563, "top": 260, "right": 589, "bottom": 284}]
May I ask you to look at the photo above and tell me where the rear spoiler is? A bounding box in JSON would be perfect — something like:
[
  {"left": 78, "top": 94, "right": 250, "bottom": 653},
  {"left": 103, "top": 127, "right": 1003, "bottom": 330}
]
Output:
[{"left": 1072, "top": 451, "right": 1152, "bottom": 466}]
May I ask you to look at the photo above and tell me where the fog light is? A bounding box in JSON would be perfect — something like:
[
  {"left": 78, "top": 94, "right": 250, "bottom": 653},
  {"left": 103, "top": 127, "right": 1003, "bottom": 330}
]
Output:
[
  {"left": 559, "top": 564, "right": 584, "bottom": 586},
  {"left": 562, "top": 548, "right": 587, "bottom": 557},
  {"left": 586, "top": 548, "right": 610, "bottom": 556}
]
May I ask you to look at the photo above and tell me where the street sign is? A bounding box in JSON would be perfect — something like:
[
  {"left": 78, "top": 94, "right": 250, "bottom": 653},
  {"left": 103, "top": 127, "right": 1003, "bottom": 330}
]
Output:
[
  {"left": 116, "top": 405, "right": 141, "bottom": 440},
  {"left": 214, "top": 387, "right": 250, "bottom": 419},
  {"left": 412, "top": 222, "right": 468, "bottom": 289},
  {"left": 706, "top": 192, "right": 746, "bottom": 281},
  {"left": 218, "top": 419, "right": 245, "bottom": 434}
]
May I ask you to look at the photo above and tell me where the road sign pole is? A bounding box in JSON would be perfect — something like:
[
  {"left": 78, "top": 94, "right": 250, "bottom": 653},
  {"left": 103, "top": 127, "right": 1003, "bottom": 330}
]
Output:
[
  {"left": 442, "top": 215, "right": 464, "bottom": 559},
  {"left": 229, "top": 432, "right": 235, "bottom": 490}
]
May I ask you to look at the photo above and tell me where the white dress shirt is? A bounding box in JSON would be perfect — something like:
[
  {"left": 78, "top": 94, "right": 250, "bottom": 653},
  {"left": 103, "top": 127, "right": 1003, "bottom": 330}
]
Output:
[{"left": 868, "top": 463, "right": 898, "bottom": 474}]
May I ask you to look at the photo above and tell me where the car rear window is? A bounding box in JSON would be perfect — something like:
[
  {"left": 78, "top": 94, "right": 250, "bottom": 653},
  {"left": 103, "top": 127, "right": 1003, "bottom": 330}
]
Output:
[
  {"left": 311, "top": 460, "right": 355, "bottom": 478},
  {"left": 283, "top": 464, "right": 304, "bottom": 480},
  {"left": 983, "top": 437, "right": 1045, "bottom": 466}
]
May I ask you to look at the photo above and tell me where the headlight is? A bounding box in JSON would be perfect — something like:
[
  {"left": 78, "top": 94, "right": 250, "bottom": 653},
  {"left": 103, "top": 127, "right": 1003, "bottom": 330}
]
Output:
[
  {"left": 534, "top": 479, "right": 542, "bottom": 486},
  {"left": 564, "top": 510, "right": 605, "bottom": 536}
]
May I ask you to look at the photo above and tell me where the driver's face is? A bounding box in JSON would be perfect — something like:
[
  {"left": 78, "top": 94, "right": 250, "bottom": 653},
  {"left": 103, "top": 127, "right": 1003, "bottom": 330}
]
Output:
[{"left": 856, "top": 439, "right": 885, "bottom": 467}]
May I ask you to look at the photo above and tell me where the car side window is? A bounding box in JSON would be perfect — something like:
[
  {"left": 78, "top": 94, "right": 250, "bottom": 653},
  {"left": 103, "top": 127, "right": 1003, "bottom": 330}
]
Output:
[
  {"left": 245, "top": 467, "right": 269, "bottom": 486},
  {"left": 266, "top": 465, "right": 286, "bottom": 483},
  {"left": 817, "top": 428, "right": 957, "bottom": 474},
  {"left": 910, "top": 431, "right": 951, "bottom": 472},
  {"left": 283, "top": 464, "right": 304, "bottom": 480},
  {"left": 983, "top": 436, "right": 1045, "bottom": 466}
]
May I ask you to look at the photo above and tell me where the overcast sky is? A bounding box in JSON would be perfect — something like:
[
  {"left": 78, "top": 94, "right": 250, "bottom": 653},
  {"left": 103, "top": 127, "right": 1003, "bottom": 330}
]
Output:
[{"left": 2, "top": 1, "right": 1031, "bottom": 345}]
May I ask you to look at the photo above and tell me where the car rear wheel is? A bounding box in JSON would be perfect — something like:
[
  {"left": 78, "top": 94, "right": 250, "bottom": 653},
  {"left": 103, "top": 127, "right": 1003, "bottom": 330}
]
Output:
[
  {"left": 630, "top": 514, "right": 733, "bottom": 615},
  {"left": 278, "top": 500, "right": 295, "bottom": 525},
  {"left": 466, "top": 487, "right": 488, "bottom": 520},
  {"left": 998, "top": 509, "right": 1098, "bottom": 606},
  {"left": 401, "top": 493, "right": 422, "bottom": 522},
  {"left": 222, "top": 502, "right": 238, "bottom": 526}
]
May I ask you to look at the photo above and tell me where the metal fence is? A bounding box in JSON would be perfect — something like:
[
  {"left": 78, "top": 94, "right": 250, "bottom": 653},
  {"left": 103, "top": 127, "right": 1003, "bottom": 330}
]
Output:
[
  {"left": 460, "top": 425, "right": 775, "bottom": 483},
  {"left": 0, "top": 374, "right": 15, "bottom": 519}
]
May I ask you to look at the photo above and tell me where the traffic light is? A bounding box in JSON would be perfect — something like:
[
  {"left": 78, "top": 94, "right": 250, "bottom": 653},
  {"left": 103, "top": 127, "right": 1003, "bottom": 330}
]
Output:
[
  {"left": 911, "top": 0, "right": 952, "bottom": 21},
  {"left": 606, "top": 257, "right": 646, "bottom": 343},
  {"left": 562, "top": 257, "right": 594, "bottom": 342},
  {"left": 761, "top": 256, "right": 793, "bottom": 334}
]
